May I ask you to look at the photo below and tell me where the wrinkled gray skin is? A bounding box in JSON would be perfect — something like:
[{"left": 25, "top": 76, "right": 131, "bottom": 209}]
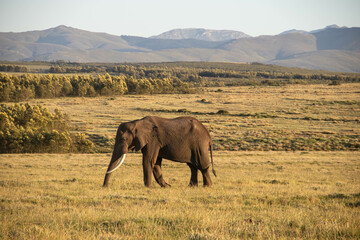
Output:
[{"left": 103, "top": 116, "right": 216, "bottom": 188}]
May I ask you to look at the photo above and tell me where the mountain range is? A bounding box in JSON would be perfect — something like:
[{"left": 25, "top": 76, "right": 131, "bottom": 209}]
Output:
[
  {"left": 150, "top": 28, "right": 250, "bottom": 41},
  {"left": 0, "top": 25, "right": 359, "bottom": 72}
]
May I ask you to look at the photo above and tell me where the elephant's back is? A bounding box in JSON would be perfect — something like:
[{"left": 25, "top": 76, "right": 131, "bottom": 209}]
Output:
[
  {"left": 148, "top": 115, "right": 212, "bottom": 142},
  {"left": 175, "top": 117, "right": 212, "bottom": 147},
  {"left": 173, "top": 117, "right": 210, "bottom": 135}
]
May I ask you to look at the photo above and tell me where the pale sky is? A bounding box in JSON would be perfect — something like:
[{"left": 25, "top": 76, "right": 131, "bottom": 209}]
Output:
[{"left": 0, "top": 0, "right": 359, "bottom": 37}]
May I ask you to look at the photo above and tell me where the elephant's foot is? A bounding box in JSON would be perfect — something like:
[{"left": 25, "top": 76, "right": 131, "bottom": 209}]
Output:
[
  {"left": 154, "top": 177, "right": 170, "bottom": 187},
  {"left": 188, "top": 181, "right": 198, "bottom": 187},
  {"left": 160, "top": 182, "right": 171, "bottom": 188},
  {"left": 158, "top": 179, "right": 171, "bottom": 187}
]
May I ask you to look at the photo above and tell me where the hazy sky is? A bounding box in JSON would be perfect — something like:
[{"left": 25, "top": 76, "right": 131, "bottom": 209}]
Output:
[{"left": 0, "top": 0, "right": 359, "bottom": 37}]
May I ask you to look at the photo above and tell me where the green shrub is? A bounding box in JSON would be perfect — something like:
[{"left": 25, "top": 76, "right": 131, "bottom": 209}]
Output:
[
  {"left": 0, "top": 103, "right": 94, "bottom": 153},
  {"left": 73, "top": 133, "right": 94, "bottom": 153}
]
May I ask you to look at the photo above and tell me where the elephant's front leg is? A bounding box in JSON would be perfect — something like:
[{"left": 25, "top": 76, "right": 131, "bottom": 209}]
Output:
[
  {"left": 142, "top": 145, "right": 159, "bottom": 187},
  {"left": 153, "top": 157, "right": 171, "bottom": 187}
]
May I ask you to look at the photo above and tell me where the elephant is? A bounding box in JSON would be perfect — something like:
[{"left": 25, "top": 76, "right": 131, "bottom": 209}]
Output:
[{"left": 103, "top": 116, "right": 216, "bottom": 188}]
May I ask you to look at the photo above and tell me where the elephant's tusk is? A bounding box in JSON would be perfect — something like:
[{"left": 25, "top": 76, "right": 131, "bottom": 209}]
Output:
[{"left": 106, "top": 154, "right": 126, "bottom": 174}]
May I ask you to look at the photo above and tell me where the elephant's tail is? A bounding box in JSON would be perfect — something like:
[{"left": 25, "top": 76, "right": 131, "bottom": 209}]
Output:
[{"left": 210, "top": 142, "right": 217, "bottom": 177}]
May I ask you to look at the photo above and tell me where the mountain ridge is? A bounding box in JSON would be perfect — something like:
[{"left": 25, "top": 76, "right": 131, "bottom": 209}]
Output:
[
  {"left": 0, "top": 25, "right": 359, "bottom": 72},
  {"left": 150, "top": 28, "right": 251, "bottom": 41},
  {"left": 280, "top": 24, "right": 347, "bottom": 35}
]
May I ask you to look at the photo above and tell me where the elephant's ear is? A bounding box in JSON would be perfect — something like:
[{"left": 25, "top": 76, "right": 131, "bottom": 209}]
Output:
[{"left": 133, "top": 119, "right": 155, "bottom": 151}]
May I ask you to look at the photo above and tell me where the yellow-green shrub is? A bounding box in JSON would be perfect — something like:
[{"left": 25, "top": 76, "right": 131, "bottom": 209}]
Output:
[
  {"left": 0, "top": 73, "right": 193, "bottom": 102},
  {"left": 0, "top": 104, "right": 93, "bottom": 153}
]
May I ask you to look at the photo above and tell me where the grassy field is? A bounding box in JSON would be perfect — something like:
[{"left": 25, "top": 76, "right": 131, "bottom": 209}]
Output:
[
  {"left": 0, "top": 152, "right": 359, "bottom": 239},
  {"left": 1, "top": 83, "right": 359, "bottom": 239},
  {"left": 26, "top": 83, "right": 360, "bottom": 151}
]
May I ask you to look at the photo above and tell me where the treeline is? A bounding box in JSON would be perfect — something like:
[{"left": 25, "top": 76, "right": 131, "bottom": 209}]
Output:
[
  {"left": 0, "top": 104, "right": 94, "bottom": 153},
  {"left": 49, "top": 64, "right": 203, "bottom": 83},
  {"left": 47, "top": 63, "right": 360, "bottom": 85},
  {"left": 198, "top": 69, "right": 359, "bottom": 81},
  {"left": 0, "top": 73, "right": 195, "bottom": 102},
  {"left": 0, "top": 64, "right": 29, "bottom": 73},
  {"left": 2, "top": 62, "right": 360, "bottom": 96},
  {"left": 49, "top": 65, "right": 104, "bottom": 73}
]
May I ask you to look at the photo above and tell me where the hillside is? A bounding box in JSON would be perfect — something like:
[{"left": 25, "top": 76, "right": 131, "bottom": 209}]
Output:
[{"left": 0, "top": 25, "right": 359, "bottom": 72}]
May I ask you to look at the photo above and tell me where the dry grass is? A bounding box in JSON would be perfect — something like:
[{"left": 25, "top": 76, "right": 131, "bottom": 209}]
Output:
[
  {"left": 1, "top": 83, "right": 359, "bottom": 239},
  {"left": 0, "top": 152, "right": 359, "bottom": 239}
]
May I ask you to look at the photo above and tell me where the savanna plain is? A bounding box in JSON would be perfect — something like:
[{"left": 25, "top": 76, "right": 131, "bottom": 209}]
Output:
[{"left": 1, "top": 68, "right": 360, "bottom": 239}]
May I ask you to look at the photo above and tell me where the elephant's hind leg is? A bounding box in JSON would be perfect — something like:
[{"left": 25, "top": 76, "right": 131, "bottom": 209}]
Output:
[
  {"left": 153, "top": 157, "right": 171, "bottom": 187},
  {"left": 187, "top": 163, "right": 199, "bottom": 187},
  {"left": 201, "top": 168, "right": 213, "bottom": 187}
]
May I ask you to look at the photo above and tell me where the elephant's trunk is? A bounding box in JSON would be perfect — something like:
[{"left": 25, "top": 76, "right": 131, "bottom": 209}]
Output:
[{"left": 103, "top": 145, "right": 127, "bottom": 187}]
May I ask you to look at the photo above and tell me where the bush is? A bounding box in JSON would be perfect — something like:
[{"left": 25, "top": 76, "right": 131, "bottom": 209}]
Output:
[
  {"left": 329, "top": 80, "right": 341, "bottom": 86},
  {"left": 73, "top": 133, "right": 94, "bottom": 153},
  {"left": 0, "top": 103, "right": 94, "bottom": 153},
  {"left": 217, "top": 109, "right": 230, "bottom": 115}
]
